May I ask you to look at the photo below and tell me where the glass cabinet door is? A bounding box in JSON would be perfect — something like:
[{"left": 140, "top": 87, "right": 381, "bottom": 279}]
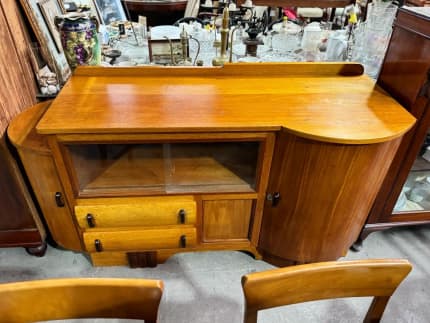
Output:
[
  {"left": 394, "top": 132, "right": 430, "bottom": 213},
  {"left": 64, "top": 141, "right": 260, "bottom": 196}
]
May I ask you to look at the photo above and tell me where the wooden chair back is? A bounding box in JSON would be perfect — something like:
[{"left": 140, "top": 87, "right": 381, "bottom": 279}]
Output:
[
  {"left": 242, "top": 259, "right": 412, "bottom": 323},
  {"left": 0, "top": 278, "right": 163, "bottom": 323}
]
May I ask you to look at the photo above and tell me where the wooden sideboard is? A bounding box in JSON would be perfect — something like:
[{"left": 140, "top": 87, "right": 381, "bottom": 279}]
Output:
[{"left": 9, "top": 63, "right": 415, "bottom": 267}]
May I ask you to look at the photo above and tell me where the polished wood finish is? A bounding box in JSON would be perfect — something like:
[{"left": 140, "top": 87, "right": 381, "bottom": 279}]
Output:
[
  {"left": 203, "top": 199, "right": 253, "bottom": 241},
  {"left": 363, "top": 7, "right": 430, "bottom": 239},
  {"left": 75, "top": 196, "right": 197, "bottom": 228},
  {"left": 242, "top": 259, "right": 412, "bottom": 323},
  {"left": 0, "top": 229, "right": 43, "bottom": 248},
  {"left": 8, "top": 102, "right": 82, "bottom": 250},
  {"left": 378, "top": 8, "right": 430, "bottom": 110},
  {"left": 0, "top": 278, "right": 163, "bottom": 323},
  {"left": 83, "top": 227, "right": 197, "bottom": 252},
  {"left": 9, "top": 63, "right": 415, "bottom": 266},
  {"left": 259, "top": 131, "right": 402, "bottom": 263},
  {"left": 36, "top": 63, "right": 414, "bottom": 145},
  {"left": 250, "top": 132, "right": 275, "bottom": 245},
  {"left": 90, "top": 242, "right": 261, "bottom": 266}
]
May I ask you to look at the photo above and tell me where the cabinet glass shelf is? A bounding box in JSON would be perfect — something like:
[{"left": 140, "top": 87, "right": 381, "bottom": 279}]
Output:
[{"left": 66, "top": 142, "right": 259, "bottom": 196}]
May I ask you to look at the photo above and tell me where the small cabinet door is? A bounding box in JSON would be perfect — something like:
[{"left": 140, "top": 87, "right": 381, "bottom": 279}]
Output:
[
  {"left": 202, "top": 199, "right": 253, "bottom": 242},
  {"left": 259, "top": 130, "right": 401, "bottom": 264}
]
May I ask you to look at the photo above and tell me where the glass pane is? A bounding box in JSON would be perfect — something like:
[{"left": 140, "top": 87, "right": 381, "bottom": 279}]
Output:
[
  {"left": 66, "top": 142, "right": 259, "bottom": 196},
  {"left": 394, "top": 153, "right": 430, "bottom": 213}
]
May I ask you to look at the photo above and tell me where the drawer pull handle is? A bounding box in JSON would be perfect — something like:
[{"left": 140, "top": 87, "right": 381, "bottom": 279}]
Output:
[
  {"left": 94, "top": 239, "right": 103, "bottom": 252},
  {"left": 86, "top": 214, "right": 95, "bottom": 228},
  {"left": 267, "top": 192, "right": 281, "bottom": 207},
  {"left": 55, "top": 192, "right": 65, "bottom": 207},
  {"left": 180, "top": 235, "right": 186, "bottom": 248},
  {"left": 178, "top": 209, "right": 186, "bottom": 224}
]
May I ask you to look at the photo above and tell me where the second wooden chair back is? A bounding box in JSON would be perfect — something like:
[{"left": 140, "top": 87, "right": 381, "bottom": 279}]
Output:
[
  {"left": 0, "top": 278, "right": 163, "bottom": 323},
  {"left": 242, "top": 259, "right": 412, "bottom": 323}
]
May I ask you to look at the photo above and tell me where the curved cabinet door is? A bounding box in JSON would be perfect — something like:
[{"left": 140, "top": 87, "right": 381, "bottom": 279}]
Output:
[{"left": 259, "top": 130, "right": 402, "bottom": 265}]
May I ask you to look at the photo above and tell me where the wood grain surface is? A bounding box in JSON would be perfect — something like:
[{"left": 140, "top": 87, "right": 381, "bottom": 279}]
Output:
[
  {"left": 0, "top": 1, "right": 36, "bottom": 136},
  {"left": 259, "top": 130, "right": 402, "bottom": 263},
  {"left": 89, "top": 242, "right": 261, "bottom": 266},
  {"left": 203, "top": 199, "right": 253, "bottom": 241},
  {"left": 242, "top": 259, "right": 412, "bottom": 323},
  {"left": 36, "top": 63, "right": 415, "bottom": 144},
  {"left": 75, "top": 196, "right": 196, "bottom": 228},
  {"left": 8, "top": 102, "right": 81, "bottom": 250},
  {"left": 83, "top": 227, "right": 197, "bottom": 252},
  {"left": 0, "top": 278, "right": 163, "bottom": 323}
]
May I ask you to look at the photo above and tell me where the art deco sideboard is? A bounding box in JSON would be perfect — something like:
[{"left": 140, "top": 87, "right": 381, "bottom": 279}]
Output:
[{"left": 8, "top": 63, "right": 415, "bottom": 267}]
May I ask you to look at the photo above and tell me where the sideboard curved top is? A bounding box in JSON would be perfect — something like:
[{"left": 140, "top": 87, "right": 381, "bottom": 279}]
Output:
[{"left": 36, "top": 63, "right": 415, "bottom": 144}]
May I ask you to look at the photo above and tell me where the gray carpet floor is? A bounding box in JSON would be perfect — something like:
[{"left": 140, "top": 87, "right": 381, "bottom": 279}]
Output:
[{"left": 0, "top": 225, "right": 429, "bottom": 323}]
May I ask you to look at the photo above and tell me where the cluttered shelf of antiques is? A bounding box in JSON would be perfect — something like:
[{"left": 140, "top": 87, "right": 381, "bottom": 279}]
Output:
[{"left": 20, "top": 0, "right": 408, "bottom": 97}]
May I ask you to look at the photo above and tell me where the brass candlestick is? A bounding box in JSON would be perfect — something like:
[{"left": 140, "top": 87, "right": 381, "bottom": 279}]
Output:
[{"left": 212, "top": 7, "right": 230, "bottom": 66}]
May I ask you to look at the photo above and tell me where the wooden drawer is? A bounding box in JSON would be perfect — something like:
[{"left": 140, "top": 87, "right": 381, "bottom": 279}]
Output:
[
  {"left": 75, "top": 196, "right": 196, "bottom": 229},
  {"left": 83, "top": 227, "right": 197, "bottom": 252}
]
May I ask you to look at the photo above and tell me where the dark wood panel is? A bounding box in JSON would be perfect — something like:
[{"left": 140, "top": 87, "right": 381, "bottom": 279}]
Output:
[
  {"left": 0, "top": 2, "right": 43, "bottom": 249},
  {"left": 0, "top": 229, "right": 42, "bottom": 247},
  {"left": 1, "top": 1, "right": 36, "bottom": 106},
  {"left": 378, "top": 8, "right": 430, "bottom": 110},
  {"left": 0, "top": 2, "right": 36, "bottom": 136},
  {"left": 122, "top": 0, "right": 187, "bottom": 26},
  {"left": 0, "top": 138, "right": 37, "bottom": 230}
]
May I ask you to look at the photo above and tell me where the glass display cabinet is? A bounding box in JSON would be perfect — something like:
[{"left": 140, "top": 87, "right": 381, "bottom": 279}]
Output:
[
  {"left": 359, "top": 6, "right": 430, "bottom": 242},
  {"left": 395, "top": 143, "right": 430, "bottom": 213}
]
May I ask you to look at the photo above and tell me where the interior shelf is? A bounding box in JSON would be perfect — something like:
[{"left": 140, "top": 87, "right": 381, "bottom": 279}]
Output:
[{"left": 66, "top": 142, "right": 259, "bottom": 196}]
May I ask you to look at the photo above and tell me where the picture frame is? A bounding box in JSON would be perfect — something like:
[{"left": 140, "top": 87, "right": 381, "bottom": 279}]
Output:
[
  {"left": 84, "top": 0, "right": 103, "bottom": 23},
  {"left": 148, "top": 39, "right": 185, "bottom": 65},
  {"left": 148, "top": 25, "right": 188, "bottom": 65},
  {"left": 37, "top": 0, "right": 64, "bottom": 53},
  {"left": 19, "top": 0, "right": 71, "bottom": 84},
  {"left": 93, "top": 0, "right": 127, "bottom": 25}
]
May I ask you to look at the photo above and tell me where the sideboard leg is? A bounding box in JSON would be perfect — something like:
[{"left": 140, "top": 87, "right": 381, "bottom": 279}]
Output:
[
  {"left": 350, "top": 239, "right": 363, "bottom": 252},
  {"left": 25, "top": 242, "right": 47, "bottom": 257}
]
